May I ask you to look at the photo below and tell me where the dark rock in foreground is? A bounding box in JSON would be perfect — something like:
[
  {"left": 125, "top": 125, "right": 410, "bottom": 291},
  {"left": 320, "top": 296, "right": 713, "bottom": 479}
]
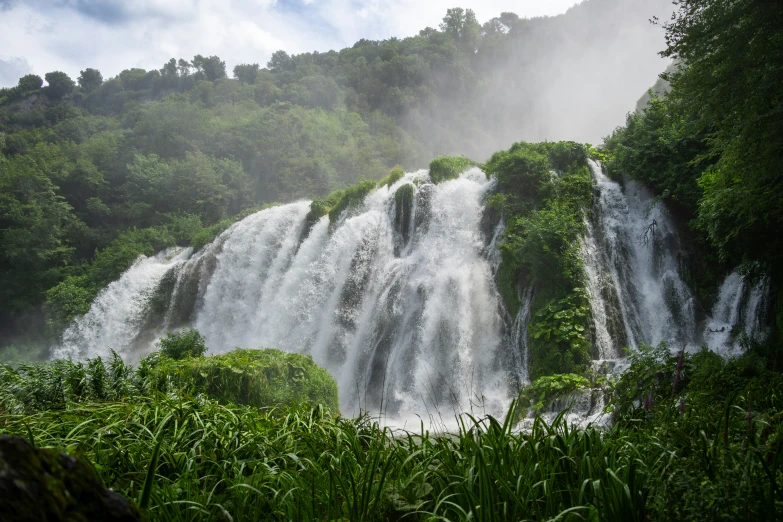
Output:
[{"left": 0, "top": 436, "right": 143, "bottom": 522}]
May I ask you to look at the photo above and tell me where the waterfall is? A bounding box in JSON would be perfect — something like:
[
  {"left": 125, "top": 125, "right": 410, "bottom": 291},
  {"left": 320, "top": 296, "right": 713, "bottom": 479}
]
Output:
[
  {"left": 55, "top": 169, "right": 518, "bottom": 421},
  {"left": 54, "top": 160, "right": 773, "bottom": 423},
  {"left": 583, "top": 160, "right": 698, "bottom": 354},
  {"left": 53, "top": 248, "right": 193, "bottom": 362},
  {"left": 704, "top": 272, "right": 770, "bottom": 355}
]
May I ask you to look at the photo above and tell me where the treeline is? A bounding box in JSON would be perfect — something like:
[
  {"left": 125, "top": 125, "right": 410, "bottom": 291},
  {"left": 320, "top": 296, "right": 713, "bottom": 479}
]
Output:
[{"left": 604, "top": 0, "right": 783, "bottom": 359}]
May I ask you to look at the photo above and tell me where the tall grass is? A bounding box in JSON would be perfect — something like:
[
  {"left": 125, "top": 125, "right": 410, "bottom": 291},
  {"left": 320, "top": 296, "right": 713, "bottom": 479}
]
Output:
[
  {"left": 1, "top": 345, "right": 782, "bottom": 521},
  {"left": 1, "top": 394, "right": 650, "bottom": 521}
]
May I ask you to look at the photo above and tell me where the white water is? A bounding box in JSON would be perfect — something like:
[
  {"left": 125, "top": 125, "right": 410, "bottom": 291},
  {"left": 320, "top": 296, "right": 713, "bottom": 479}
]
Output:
[
  {"left": 705, "top": 272, "right": 770, "bottom": 355},
  {"left": 56, "top": 169, "right": 516, "bottom": 421},
  {"left": 53, "top": 248, "right": 193, "bottom": 362},
  {"left": 54, "top": 161, "right": 772, "bottom": 425},
  {"left": 583, "top": 160, "right": 698, "bottom": 354}
]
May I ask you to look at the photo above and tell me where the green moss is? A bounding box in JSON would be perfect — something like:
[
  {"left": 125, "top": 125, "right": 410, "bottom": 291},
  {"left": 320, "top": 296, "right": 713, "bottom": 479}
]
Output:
[
  {"left": 144, "top": 348, "right": 339, "bottom": 413},
  {"left": 305, "top": 179, "right": 378, "bottom": 229},
  {"left": 394, "top": 183, "right": 415, "bottom": 241},
  {"left": 379, "top": 165, "right": 405, "bottom": 188},
  {"left": 327, "top": 179, "right": 378, "bottom": 223},
  {"left": 517, "top": 373, "right": 591, "bottom": 417},
  {"left": 496, "top": 254, "right": 522, "bottom": 318},
  {"left": 428, "top": 155, "right": 477, "bottom": 184}
]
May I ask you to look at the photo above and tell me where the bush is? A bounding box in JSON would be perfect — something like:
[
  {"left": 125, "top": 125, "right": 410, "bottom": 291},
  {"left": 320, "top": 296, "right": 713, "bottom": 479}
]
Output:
[
  {"left": 144, "top": 348, "right": 339, "bottom": 412},
  {"left": 156, "top": 329, "right": 207, "bottom": 360},
  {"left": 517, "top": 373, "right": 591, "bottom": 416},
  {"left": 428, "top": 155, "right": 476, "bottom": 184}
]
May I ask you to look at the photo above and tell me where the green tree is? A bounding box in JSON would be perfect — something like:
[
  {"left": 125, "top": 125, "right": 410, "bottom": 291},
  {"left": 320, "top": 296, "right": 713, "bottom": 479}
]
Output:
[
  {"left": 661, "top": 0, "right": 783, "bottom": 272},
  {"left": 0, "top": 154, "right": 79, "bottom": 313},
  {"left": 44, "top": 71, "right": 76, "bottom": 100},
  {"left": 192, "top": 55, "right": 227, "bottom": 81},
  {"left": 233, "top": 63, "right": 260, "bottom": 84},
  {"left": 17, "top": 74, "right": 43, "bottom": 94},
  {"left": 440, "top": 8, "right": 481, "bottom": 50},
  {"left": 77, "top": 68, "right": 103, "bottom": 93}
]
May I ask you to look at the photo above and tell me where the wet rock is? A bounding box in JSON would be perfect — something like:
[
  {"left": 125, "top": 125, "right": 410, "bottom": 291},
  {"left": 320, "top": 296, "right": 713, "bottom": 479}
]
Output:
[{"left": 0, "top": 436, "right": 144, "bottom": 522}]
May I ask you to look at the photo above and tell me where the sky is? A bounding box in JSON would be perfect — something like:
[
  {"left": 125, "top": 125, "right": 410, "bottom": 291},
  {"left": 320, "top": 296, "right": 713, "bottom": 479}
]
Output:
[{"left": 0, "top": 0, "right": 584, "bottom": 88}]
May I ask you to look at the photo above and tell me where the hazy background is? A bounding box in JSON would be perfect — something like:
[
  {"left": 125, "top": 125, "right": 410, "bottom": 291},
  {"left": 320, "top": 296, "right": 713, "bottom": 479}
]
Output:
[{"left": 1, "top": 0, "right": 672, "bottom": 146}]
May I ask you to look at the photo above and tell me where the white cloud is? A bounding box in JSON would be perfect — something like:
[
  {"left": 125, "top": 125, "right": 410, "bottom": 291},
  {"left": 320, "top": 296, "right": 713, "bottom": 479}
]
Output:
[{"left": 0, "top": 0, "right": 584, "bottom": 86}]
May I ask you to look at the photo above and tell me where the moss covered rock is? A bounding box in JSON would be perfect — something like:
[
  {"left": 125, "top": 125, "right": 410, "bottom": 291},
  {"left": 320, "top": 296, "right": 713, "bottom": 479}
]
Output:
[
  {"left": 143, "top": 348, "right": 339, "bottom": 413},
  {"left": 0, "top": 436, "right": 143, "bottom": 522},
  {"left": 428, "top": 155, "right": 477, "bottom": 184},
  {"left": 394, "top": 183, "right": 415, "bottom": 244}
]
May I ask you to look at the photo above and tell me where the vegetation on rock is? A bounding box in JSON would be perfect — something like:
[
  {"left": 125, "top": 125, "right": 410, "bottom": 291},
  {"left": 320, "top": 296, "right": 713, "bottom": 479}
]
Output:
[
  {"left": 485, "top": 141, "right": 593, "bottom": 378},
  {"left": 428, "top": 155, "right": 477, "bottom": 184}
]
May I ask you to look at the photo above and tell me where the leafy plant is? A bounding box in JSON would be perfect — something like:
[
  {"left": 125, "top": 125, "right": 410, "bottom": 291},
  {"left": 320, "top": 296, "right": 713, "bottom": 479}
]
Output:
[
  {"left": 155, "top": 329, "right": 207, "bottom": 360},
  {"left": 517, "top": 373, "right": 591, "bottom": 415}
]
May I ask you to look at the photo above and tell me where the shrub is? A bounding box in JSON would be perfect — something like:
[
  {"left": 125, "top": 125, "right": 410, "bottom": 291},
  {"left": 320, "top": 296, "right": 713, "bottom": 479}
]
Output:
[
  {"left": 156, "top": 329, "right": 207, "bottom": 360},
  {"left": 379, "top": 165, "right": 405, "bottom": 187},
  {"left": 144, "top": 348, "right": 339, "bottom": 412},
  {"left": 428, "top": 155, "right": 476, "bottom": 184},
  {"left": 517, "top": 373, "right": 591, "bottom": 416}
]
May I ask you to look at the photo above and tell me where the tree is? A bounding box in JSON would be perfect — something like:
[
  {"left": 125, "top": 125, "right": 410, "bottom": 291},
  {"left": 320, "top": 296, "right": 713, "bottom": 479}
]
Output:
[
  {"left": 661, "top": 0, "right": 783, "bottom": 273},
  {"left": 0, "top": 155, "right": 78, "bottom": 313},
  {"left": 160, "top": 58, "right": 178, "bottom": 78},
  {"left": 192, "top": 55, "right": 227, "bottom": 81},
  {"left": 267, "top": 50, "right": 293, "bottom": 72},
  {"left": 44, "top": 71, "right": 75, "bottom": 100},
  {"left": 439, "top": 8, "right": 481, "bottom": 50},
  {"left": 77, "top": 68, "right": 103, "bottom": 93},
  {"left": 17, "top": 74, "right": 43, "bottom": 94},
  {"left": 177, "top": 58, "right": 192, "bottom": 77},
  {"left": 233, "top": 63, "right": 260, "bottom": 84}
]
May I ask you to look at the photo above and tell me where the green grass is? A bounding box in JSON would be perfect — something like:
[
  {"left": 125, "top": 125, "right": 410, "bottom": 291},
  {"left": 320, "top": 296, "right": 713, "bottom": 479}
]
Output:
[{"left": 1, "top": 344, "right": 782, "bottom": 521}]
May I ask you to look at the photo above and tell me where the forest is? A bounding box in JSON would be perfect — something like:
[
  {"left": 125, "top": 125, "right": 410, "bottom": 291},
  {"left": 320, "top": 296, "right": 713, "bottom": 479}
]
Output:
[{"left": 1, "top": 0, "right": 783, "bottom": 520}]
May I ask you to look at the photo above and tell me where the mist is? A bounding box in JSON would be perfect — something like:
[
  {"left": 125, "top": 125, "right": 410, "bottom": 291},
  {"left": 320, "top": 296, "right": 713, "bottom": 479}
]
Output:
[{"left": 403, "top": 0, "right": 673, "bottom": 160}]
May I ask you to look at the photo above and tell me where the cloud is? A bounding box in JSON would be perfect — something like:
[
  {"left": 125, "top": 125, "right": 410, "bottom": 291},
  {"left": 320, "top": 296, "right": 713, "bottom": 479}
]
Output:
[
  {"left": 0, "top": 56, "right": 32, "bottom": 87},
  {"left": 0, "top": 0, "right": 585, "bottom": 87}
]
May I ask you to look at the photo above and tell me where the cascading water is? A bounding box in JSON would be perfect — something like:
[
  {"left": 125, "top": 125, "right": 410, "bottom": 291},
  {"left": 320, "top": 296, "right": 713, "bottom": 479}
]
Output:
[
  {"left": 56, "top": 169, "right": 519, "bottom": 421},
  {"left": 582, "top": 160, "right": 699, "bottom": 354},
  {"left": 704, "top": 272, "right": 770, "bottom": 355},
  {"left": 53, "top": 248, "right": 193, "bottom": 361},
  {"left": 54, "top": 159, "right": 772, "bottom": 425}
]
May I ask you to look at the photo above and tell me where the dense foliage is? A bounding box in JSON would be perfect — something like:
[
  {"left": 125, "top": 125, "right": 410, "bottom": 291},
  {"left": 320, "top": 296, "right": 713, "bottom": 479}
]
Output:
[
  {"left": 486, "top": 141, "right": 593, "bottom": 379},
  {"left": 0, "top": 346, "right": 337, "bottom": 415}
]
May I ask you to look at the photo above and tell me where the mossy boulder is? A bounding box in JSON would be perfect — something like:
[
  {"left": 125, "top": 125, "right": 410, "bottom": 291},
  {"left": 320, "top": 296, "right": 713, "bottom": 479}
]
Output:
[
  {"left": 0, "top": 436, "right": 143, "bottom": 522},
  {"left": 305, "top": 179, "right": 378, "bottom": 229},
  {"left": 428, "top": 155, "right": 477, "bottom": 184},
  {"left": 142, "top": 348, "right": 339, "bottom": 413},
  {"left": 394, "top": 183, "right": 415, "bottom": 244}
]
